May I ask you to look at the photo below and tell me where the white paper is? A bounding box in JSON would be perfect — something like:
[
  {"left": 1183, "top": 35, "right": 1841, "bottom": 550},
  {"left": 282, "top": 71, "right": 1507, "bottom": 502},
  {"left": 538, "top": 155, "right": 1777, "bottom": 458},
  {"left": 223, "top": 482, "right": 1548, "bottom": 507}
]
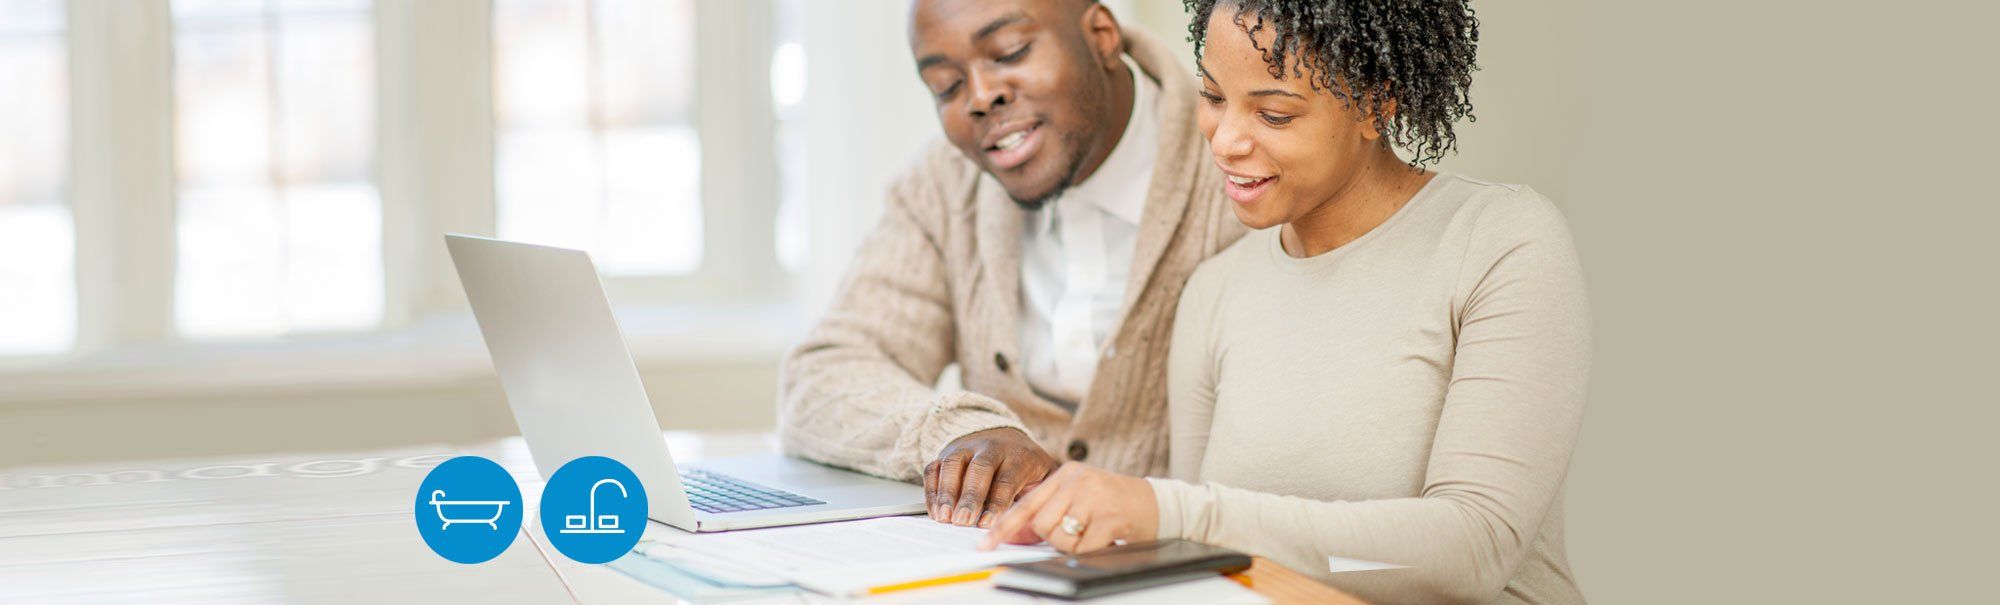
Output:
[
  {"left": 653, "top": 516, "right": 1056, "bottom": 597},
  {"left": 633, "top": 542, "right": 793, "bottom": 587}
]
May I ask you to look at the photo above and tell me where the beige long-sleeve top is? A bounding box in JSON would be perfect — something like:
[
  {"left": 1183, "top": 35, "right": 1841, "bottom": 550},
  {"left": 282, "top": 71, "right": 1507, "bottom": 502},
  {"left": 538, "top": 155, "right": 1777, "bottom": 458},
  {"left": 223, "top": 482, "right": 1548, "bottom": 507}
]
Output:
[
  {"left": 776, "top": 27, "right": 1246, "bottom": 481},
  {"left": 1151, "top": 174, "right": 1591, "bottom": 605}
]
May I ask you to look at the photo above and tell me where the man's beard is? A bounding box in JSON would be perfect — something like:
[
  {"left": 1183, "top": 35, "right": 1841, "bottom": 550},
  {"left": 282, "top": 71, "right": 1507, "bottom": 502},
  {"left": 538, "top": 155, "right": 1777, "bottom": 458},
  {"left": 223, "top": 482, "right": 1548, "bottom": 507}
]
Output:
[{"left": 1007, "top": 128, "right": 1092, "bottom": 211}]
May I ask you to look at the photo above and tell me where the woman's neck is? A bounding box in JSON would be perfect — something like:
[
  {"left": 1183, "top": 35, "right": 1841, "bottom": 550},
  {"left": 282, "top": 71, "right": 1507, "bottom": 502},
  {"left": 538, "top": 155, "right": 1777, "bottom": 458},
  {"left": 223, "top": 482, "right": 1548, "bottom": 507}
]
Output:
[{"left": 1280, "top": 150, "right": 1435, "bottom": 258}]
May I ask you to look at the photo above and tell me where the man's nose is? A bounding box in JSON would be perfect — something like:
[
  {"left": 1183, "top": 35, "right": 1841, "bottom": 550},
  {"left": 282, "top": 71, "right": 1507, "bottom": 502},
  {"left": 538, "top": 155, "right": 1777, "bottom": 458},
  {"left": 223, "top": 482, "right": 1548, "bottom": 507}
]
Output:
[{"left": 964, "top": 68, "right": 1010, "bottom": 119}]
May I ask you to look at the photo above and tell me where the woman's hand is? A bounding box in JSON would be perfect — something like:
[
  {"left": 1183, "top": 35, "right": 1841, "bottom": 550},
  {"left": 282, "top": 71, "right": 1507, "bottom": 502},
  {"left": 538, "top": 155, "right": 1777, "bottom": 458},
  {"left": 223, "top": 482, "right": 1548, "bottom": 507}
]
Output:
[{"left": 977, "top": 462, "right": 1158, "bottom": 553}]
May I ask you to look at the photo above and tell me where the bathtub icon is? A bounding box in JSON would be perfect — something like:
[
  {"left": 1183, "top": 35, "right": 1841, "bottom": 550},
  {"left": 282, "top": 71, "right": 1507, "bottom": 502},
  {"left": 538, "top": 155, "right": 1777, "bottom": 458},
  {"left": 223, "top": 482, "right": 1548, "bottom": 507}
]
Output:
[{"left": 428, "top": 489, "right": 512, "bottom": 530}]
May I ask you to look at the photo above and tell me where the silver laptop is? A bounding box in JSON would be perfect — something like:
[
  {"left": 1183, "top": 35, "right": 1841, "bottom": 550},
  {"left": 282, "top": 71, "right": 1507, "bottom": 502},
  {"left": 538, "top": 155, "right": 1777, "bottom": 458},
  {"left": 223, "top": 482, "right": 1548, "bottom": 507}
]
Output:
[{"left": 445, "top": 234, "right": 924, "bottom": 532}]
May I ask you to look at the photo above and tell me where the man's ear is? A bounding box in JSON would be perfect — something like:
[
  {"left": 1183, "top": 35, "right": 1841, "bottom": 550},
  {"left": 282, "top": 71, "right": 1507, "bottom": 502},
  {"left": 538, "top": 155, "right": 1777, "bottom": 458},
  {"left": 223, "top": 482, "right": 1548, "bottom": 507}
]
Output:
[{"left": 1078, "top": 2, "right": 1124, "bottom": 71}]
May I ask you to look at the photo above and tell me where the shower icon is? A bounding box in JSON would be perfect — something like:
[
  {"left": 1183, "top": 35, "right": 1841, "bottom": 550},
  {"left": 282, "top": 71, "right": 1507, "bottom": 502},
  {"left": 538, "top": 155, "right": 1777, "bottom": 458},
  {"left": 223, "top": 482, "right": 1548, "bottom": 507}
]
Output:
[
  {"left": 539, "top": 455, "right": 645, "bottom": 563},
  {"left": 558, "top": 478, "right": 629, "bottom": 534}
]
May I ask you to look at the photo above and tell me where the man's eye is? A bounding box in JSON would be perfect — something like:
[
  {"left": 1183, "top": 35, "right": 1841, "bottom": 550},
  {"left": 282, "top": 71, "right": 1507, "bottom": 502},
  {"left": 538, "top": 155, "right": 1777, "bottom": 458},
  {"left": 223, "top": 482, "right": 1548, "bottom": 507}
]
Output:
[
  {"left": 996, "top": 43, "right": 1031, "bottom": 64},
  {"left": 934, "top": 81, "right": 962, "bottom": 101},
  {"left": 1259, "top": 112, "right": 1295, "bottom": 125}
]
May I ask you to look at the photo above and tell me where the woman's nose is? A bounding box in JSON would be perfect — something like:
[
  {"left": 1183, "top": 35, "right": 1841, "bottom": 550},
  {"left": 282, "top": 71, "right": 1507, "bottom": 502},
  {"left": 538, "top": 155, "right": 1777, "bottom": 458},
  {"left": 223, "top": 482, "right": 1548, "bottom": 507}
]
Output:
[{"left": 1209, "top": 114, "right": 1254, "bottom": 160}]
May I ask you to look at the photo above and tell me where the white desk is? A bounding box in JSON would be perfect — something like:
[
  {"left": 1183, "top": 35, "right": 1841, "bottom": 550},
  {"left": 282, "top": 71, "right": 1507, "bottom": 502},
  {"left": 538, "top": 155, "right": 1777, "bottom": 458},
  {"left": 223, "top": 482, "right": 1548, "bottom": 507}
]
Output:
[{"left": 0, "top": 431, "right": 1359, "bottom": 604}]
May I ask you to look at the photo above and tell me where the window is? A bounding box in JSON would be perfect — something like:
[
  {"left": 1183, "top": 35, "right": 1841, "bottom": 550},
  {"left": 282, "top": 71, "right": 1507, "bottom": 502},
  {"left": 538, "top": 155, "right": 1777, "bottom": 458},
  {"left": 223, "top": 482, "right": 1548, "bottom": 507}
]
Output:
[
  {"left": 2, "top": 0, "right": 789, "bottom": 371},
  {"left": 492, "top": 0, "right": 701, "bottom": 276},
  {"left": 771, "top": 0, "right": 809, "bottom": 272},
  {"left": 0, "top": 0, "right": 73, "bottom": 355},
  {"left": 172, "top": 0, "right": 382, "bottom": 339}
]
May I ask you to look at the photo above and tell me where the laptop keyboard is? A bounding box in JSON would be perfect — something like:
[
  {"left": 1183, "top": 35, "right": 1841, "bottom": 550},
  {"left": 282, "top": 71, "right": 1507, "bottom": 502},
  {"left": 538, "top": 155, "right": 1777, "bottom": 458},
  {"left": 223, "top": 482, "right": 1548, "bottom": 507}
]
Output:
[{"left": 681, "top": 468, "right": 826, "bottom": 514}]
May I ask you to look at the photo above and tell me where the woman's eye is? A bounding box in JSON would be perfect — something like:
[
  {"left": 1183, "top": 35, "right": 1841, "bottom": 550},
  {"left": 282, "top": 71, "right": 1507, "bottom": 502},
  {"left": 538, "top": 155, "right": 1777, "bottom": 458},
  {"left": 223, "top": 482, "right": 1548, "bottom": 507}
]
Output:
[
  {"left": 1259, "top": 112, "right": 1295, "bottom": 126},
  {"left": 996, "top": 43, "right": 1031, "bottom": 64},
  {"left": 1199, "top": 91, "right": 1224, "bottom": 105},
  {"left": 934, "top": 81, "right": 961, "bottom": 101}
]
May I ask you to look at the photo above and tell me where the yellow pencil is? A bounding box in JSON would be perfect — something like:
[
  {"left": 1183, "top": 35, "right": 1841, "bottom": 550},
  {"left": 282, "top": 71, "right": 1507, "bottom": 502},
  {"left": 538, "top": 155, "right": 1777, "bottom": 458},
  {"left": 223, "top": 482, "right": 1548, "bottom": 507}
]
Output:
[{"left": 864, "top": 568, "right": 1000, "bottom": 595}]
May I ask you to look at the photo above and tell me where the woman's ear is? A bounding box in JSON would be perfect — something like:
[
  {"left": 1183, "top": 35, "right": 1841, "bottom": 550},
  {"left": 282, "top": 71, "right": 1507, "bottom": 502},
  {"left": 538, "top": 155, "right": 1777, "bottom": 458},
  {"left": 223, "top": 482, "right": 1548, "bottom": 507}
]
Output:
[
  {"left": 1079, "top": 3, "right": 1124, "bottom": 71},
  {"left": 1326, "top": 77, "right": 1395, "bottom": 142},
  {"left": 1358, "top": 98, "right": 1397, "bottom": 142}
]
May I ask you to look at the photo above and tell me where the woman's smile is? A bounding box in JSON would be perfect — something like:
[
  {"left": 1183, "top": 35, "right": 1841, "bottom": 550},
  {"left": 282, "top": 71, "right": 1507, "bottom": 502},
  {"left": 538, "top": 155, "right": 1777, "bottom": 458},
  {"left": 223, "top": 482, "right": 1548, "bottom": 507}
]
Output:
[{"left": 1221, "top": 169, "right": 1277, "bottom": 205}]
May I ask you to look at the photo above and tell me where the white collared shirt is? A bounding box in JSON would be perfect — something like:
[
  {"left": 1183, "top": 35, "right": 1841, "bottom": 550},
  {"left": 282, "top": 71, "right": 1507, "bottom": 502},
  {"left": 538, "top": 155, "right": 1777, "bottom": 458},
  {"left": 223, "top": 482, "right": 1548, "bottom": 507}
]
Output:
[{"left": 1018, "top": 55, "right": 1159, "bottom": 409}]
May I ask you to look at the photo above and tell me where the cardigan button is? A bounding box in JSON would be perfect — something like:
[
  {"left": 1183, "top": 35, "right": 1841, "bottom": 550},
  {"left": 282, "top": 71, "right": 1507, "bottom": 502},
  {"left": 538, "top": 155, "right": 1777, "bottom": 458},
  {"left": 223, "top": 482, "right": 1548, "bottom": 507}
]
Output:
[
  {"left": 994, "top": 352, "right": 1010, "bottom": 373},
  {"left": 1066, "top": 439, "right": 1089, "bottom": 462}
]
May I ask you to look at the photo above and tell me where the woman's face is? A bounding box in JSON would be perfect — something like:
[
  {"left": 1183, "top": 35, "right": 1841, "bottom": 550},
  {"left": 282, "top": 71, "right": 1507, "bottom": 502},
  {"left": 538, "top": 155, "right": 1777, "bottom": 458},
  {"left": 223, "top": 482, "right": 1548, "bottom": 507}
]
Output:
[{"left": 1195, "top": 9, "right": 1384, "bottom": 230}]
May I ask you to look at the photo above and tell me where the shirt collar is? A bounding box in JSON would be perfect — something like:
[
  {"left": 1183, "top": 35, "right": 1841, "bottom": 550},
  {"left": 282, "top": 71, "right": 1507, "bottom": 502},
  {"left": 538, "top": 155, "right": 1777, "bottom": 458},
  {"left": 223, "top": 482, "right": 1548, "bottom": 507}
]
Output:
[{"left": 1028, "top": 54, "right": 1158, "bottom": 234}]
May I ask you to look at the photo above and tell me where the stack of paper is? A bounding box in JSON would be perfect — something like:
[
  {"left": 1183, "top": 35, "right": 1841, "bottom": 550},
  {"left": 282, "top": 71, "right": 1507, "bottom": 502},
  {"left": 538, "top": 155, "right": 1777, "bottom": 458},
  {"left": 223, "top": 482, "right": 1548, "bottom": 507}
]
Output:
[
  {"left": 609, "top": 516, "right": 1269, "bottom": 604},
  {"left": 647, "top": 516, "right": 1054, "bottom": 597},
  {"left": 606, "top": 551, "right": 799, "bottom": 603}
]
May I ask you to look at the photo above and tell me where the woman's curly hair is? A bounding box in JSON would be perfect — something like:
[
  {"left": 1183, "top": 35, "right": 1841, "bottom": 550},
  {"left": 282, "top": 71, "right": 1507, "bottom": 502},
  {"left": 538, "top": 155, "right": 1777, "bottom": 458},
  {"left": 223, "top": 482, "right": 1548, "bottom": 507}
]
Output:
[{"left": 1184, "top": 0, "right": 1479, "bottom": 166}]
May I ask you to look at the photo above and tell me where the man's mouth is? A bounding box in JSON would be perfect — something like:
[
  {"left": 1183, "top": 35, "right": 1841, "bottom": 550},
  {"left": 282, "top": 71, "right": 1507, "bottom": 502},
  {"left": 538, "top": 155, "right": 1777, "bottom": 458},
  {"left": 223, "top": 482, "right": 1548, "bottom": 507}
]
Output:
[{"left": 983, "top": 122, "right": 1042, "bottom": 170}]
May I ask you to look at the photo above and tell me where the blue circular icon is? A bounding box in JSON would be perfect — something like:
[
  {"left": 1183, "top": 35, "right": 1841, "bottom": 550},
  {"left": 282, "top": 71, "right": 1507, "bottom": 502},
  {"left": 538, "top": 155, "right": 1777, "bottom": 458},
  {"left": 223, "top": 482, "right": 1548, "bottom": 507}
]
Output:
[
  {"left": 540, "top": 456, "right": 647, "bottom": 564},
  {"left": 414, "top": 456, "right": 522, "bottom": 564}
]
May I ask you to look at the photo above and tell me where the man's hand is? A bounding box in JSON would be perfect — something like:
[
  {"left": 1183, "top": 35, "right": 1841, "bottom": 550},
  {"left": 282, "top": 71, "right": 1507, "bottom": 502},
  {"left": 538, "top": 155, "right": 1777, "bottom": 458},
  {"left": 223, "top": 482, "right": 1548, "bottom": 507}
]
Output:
[{"left": 923, "top": 427, "right": 1059, "bottom": 528}]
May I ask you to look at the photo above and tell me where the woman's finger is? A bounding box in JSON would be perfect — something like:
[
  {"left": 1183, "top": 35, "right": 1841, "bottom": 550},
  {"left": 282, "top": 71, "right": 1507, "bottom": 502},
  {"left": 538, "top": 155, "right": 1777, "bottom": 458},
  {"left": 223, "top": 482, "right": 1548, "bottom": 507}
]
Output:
[
  {"left": 982, "top": 480, "right": 1066, "bottom": 550},
  {"left": 980, "top": 494, "right": 1038, "bottom": 549},
  {"left": 1030, "top": 490, "right": 1080, "bottom": 552},
  {"left": 1072, "top": 509, "right": 1123, "bottom": 554},
  {"left": 981, "top": 463, "right": 1087, "bottom": 548}
]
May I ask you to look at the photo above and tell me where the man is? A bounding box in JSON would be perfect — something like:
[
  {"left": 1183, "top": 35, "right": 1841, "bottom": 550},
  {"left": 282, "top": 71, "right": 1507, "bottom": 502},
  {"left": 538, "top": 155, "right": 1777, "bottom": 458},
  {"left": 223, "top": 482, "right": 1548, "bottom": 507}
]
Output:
[{"left": 778, "top": 0, "right": 1244, "bottom": 529}]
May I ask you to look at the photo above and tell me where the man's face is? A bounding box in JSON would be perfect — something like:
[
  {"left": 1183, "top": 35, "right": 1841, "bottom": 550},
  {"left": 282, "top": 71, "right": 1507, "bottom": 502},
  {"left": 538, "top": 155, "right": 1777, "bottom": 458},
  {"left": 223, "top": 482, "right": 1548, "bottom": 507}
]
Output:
[{"left": 910, "top": 0, "right": 1122, "bottom": 208}]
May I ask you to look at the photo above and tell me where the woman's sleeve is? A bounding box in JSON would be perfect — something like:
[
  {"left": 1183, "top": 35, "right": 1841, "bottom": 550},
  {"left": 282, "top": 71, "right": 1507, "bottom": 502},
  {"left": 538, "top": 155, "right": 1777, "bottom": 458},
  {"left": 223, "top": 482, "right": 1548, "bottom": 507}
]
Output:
[
  {"left": 1148, "top": 193, "right": 1592, "bottom": 605},
  {"left": 1164, "top": 265, "right": 1223, "bottom": 483}
]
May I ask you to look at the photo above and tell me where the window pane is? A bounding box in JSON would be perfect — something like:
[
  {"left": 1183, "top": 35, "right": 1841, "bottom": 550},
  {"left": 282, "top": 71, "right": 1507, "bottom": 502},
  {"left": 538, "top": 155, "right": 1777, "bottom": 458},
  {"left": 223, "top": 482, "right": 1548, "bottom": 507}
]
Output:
[
  {"left": 772, "top": 0, "right": 808, "bottom": 272},
  {"left": 173, "top": 0, "right": 382, "bottom": 339},
  {"left": 494, "top": 0, "right": 701, "bottom": 276},
  {"left": 0, "top": 0, "right": 74, "bottom": 355}
]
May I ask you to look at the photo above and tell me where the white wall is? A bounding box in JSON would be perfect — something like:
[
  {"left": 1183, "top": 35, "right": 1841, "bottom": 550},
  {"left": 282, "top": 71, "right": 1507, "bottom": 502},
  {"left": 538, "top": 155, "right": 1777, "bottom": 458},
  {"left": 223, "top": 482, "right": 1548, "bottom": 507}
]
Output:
[
  {"left": 1127, "top": 2, "right": 1996, "bottom": 602},
  {"left": 793, "top": 1, "right": 942, "bottom": 315}
]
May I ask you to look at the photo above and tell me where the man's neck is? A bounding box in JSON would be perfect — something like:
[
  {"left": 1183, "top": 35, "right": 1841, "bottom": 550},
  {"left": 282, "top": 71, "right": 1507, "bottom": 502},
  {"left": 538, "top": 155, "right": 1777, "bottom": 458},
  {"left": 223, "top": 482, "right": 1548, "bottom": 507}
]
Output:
[{"left": 1064, "top": 58, "right": 1137, "bottom": 186}]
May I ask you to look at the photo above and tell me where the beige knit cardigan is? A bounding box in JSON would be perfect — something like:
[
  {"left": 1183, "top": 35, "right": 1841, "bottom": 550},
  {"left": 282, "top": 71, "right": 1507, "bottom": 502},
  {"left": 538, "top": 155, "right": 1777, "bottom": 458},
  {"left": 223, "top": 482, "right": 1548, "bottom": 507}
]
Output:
[{"left": 777, "top": 27, "right": 1246, "bottom": 481}]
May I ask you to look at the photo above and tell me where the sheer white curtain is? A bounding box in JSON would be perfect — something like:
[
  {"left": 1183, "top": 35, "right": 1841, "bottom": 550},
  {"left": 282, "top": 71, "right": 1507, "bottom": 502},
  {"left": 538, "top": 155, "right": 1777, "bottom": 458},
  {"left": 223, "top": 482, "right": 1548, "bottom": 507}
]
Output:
[{"left": 0, "top": 0, "right": 73, "bottom": 355}]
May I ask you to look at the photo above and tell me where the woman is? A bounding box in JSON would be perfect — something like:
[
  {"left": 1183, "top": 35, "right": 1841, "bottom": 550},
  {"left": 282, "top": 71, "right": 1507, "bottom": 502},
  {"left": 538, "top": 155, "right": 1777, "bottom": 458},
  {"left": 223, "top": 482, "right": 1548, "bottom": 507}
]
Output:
[{"left": 980, "top": 1, "right": 1589, "bottom": 603}]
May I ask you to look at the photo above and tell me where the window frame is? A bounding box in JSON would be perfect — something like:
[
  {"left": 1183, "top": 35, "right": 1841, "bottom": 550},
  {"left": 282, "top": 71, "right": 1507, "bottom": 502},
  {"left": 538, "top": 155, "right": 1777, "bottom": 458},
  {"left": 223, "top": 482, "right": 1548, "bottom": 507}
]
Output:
[
  {"left": 386, "top": 0, "right": 785, "bottom": 326},
  {"left": 0, "top": 0, "right": 796, "bottom": 395},
  {"left": 43, "top": 0, "right": 784, "bottom": 357},
  {"left": 67, "top": 1, "right": 178, "bottom": 352}
]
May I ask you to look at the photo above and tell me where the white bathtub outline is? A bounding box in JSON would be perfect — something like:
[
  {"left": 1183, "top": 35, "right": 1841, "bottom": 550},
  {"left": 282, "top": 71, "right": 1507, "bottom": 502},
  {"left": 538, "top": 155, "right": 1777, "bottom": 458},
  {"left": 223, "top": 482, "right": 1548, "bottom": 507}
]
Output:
[{"left": 429, "top": 489, "right": 511, "bottom": 530}]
